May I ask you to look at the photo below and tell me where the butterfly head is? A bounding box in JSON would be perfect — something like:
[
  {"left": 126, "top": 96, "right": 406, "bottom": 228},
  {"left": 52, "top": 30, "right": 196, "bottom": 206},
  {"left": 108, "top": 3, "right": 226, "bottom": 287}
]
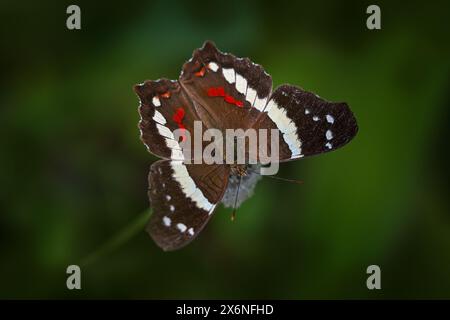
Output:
[{"left": 229, "top": 164, "right": 248, "bottom": 177}]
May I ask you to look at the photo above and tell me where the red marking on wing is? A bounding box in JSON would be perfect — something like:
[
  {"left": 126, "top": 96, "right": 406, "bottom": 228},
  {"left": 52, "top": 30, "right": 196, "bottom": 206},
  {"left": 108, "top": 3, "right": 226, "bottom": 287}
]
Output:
[
  {"left": 195, "top": 67, "right": 206, "bottom": 77},
  {"left": 173, "top": 107, "right": 185, "bottom": 123},
  {"left": 207, "top": 87, "right": 225, "bottom": 97},
  {"left": 161, "top": 92, "right": 171, "bottom": 98},
  {"left": 224, "top": 95, "right": 235, "bottom": 104},
  {"left": 207, "top": 86, "right": 243, "bottom": 108},
  {"left": 173, "top": 107, "right": 186, "bottom": 141}
]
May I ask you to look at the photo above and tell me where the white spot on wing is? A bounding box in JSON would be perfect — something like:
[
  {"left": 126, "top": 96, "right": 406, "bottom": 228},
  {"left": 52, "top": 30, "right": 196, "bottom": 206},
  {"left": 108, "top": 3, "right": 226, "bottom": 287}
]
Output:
[
  {"left": 166, "top": 195, "right": 171, "bottom": 201},
  {"left": 163, "top": 216, "right": 171, "bottom": 227},
  {"left": 165, "top": 138, "right": 182, "bottom": 150},
  {"left": 264, "top": 100, "right": 276, "bottom": 113},
  {"left": 313, "top": 116, "right": 319, "bottom": 121},
  {"left": 190, "top": 188, "right": 213, "bottom": 212},
  {"left": 177, "top": 223, "right": 187, "bottom": 233},
  {"left": 254, "top": 96, "right": 268, "bottom": 111},
  {"left": 283, "top": 131, "right": 302, "bottom": 156},
  {"left": 208, "top": 62, "right": 219, "bottom": 72},
  {"left": 265, "top": 99, "right": 302, "bottom": 156},
  {"left": 188, "top": 227, "right": 194, "bottom": 236},
  {"left": 222, "top": 68, "right": 235, "bottom": 84},
  {"left": 235, "top": 73, "right": 247, "bottom": 95},
  {"left": 152, "top": 96, "right": 161, "bottom": 107},
  {"left": 246, "top": 87, "right": 257, "bottom": 106},
  {"left": 325, "top": 142, "right": 333, "bottom": 149},
  {"left": 152, "top": 110, "right": 166, "bottom": 124},
  {"left": 305, "top": 109, "right": 310, "bottom": 115},
  {"left": 326, "top": 130, "right": 333, "bottom": 140},
  {"left": 171, "top": 162, "right": 196, "bottom": 195},
  {"left": 170, "top": 161, "right": 213, "bottom": 211},
  {"left": 326, "top": 114, "right": 335, "bottom": 124},
  {"left": 171, "top": 148, "right": 184, "bottom": 160},
  {"left": 170, "top": 205, "right": 175, "bottom": 212},
  {"left": 156, "top": 124, "right": 175, "bottom": 139}
]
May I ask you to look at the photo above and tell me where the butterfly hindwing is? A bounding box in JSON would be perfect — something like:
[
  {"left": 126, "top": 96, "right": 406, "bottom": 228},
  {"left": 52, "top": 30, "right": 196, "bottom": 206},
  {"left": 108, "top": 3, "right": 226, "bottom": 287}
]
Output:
[
  {"left": 147, "top": 160, "right": 230, "bottom": 251},
  {"left": 252, "top": 84, "right": 358, "bottom": 161}
]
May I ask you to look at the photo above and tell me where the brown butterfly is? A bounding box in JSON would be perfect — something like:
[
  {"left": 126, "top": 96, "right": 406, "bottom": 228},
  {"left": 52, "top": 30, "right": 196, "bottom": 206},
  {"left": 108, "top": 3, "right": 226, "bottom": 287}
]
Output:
[{"left": 134, "top": 41, "right": 358, "bottom": 251}]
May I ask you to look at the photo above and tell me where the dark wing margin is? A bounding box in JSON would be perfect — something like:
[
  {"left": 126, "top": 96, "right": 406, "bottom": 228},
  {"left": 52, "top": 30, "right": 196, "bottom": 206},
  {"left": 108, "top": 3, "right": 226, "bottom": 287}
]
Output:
[
  {"left": 147, "top": 160, "right": 230, "bottom": 251},
  {"left": 252, "top": 84, "right": 358, "bottom": 161}
]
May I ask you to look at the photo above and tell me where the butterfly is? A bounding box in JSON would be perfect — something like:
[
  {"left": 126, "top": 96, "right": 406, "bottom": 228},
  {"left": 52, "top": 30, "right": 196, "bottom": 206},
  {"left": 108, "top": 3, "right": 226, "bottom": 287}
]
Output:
[{"left": 134, "top": 41, "right": 358, "bottom": 251}]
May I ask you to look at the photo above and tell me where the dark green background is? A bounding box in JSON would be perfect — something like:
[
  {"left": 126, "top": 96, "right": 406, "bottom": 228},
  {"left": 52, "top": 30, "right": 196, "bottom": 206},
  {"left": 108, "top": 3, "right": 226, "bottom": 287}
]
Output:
[{"left": 1, "top": 0, "right": 449, "bottom": 298}]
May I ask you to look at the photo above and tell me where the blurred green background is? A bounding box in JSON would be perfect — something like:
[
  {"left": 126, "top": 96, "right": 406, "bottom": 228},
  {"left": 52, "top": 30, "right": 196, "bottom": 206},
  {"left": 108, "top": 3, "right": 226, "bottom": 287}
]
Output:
[{"left": 1, "top": 0, "right": 449, "bottom": 299}]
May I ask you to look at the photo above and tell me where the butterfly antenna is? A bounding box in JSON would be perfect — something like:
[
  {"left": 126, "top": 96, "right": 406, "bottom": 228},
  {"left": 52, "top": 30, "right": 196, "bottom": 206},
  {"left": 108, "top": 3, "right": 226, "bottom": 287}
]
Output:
[
  {"left": 248, "top": 168, "right": 304, "bottom": 185},
  {"left": 231, "top": 175, "right": 242, "bottom": 221},
  {"left": 262, "top": 175, "right": 304, "bottom": 184}
]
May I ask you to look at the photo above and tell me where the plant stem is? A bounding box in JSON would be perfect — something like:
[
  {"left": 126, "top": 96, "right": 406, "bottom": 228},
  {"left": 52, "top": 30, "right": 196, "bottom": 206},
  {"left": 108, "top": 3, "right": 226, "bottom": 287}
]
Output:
[{"left": 80, "top": 209, "right": 152, "bottom": 267}]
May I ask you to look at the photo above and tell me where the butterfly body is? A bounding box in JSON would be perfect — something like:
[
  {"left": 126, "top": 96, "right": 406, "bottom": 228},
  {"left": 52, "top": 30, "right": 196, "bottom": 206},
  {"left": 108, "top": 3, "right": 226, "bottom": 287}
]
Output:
[{"left": 134, "top": 41, "right": 358, "bottom": 251}]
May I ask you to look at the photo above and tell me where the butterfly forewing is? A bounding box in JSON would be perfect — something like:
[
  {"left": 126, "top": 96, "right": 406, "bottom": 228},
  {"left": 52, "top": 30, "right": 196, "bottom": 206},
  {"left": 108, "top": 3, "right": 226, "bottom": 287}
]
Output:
[
  {"left": 179, "top": 41, "right": 272, "bottom": 131},
  {"left": 147, "top": 160, "right": 230, "bottom": 251},
  {"left": 134, "top": 79, "right": 204, "bottom": 161}
]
